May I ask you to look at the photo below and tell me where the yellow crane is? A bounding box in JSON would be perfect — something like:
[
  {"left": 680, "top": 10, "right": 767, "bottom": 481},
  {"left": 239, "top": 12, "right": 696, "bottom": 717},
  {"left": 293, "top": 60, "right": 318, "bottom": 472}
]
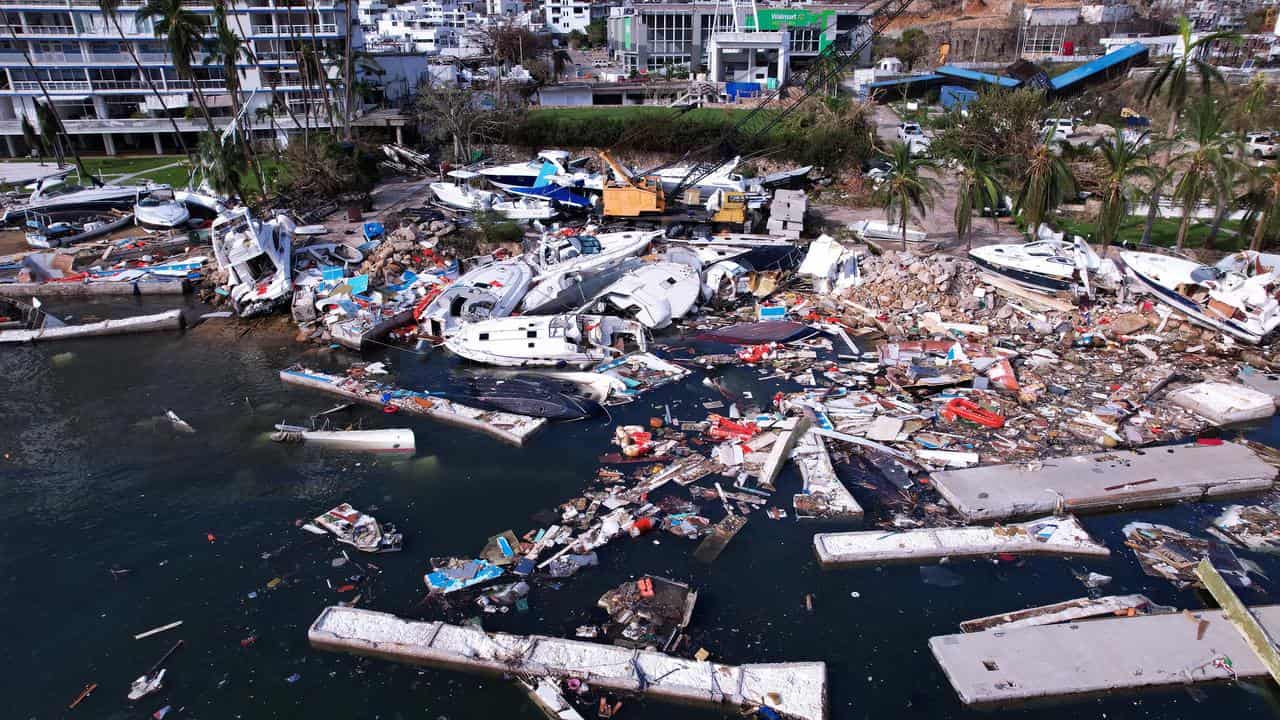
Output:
[{"left": 599, "top": 150, "right": 665, "bottom": 217}]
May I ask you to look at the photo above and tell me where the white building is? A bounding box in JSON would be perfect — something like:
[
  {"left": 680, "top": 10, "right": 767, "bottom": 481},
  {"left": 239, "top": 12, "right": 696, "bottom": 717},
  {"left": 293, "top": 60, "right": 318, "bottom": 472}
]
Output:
[
  {"left": 0, "top": 0, "right": 356, "bottom": 157},
  {"left": 544, "top": 0, "right": 602, "bottom": 35}
]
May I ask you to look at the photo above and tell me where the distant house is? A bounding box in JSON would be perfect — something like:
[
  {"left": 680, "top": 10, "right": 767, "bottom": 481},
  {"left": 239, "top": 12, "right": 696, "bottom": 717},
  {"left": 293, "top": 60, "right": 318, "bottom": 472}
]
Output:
[{"left": 877, "top": 56, "right": 904, "bottom": 73}]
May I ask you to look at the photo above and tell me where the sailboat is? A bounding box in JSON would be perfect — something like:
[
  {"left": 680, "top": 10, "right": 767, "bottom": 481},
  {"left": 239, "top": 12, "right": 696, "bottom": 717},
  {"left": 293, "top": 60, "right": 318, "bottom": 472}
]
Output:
[
  {"left": 519, "top": 229, "right": 662, "bottom": 311},
  {"left": 418, "top": 255, "right": 534, "bottom": 337}
]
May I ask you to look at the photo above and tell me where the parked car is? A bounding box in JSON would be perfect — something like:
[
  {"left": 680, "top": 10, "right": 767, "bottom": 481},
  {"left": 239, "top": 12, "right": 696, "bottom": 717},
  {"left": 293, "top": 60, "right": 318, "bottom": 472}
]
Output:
[
  {"left": 1244, "top": 132, "right": 1277, "bottom": 160},
  {"left": 895, "top": 123, "right": 931, "bottom": 156},
  {"left": 1042, "top": 118, "right": 1076, "bottom": 141}
]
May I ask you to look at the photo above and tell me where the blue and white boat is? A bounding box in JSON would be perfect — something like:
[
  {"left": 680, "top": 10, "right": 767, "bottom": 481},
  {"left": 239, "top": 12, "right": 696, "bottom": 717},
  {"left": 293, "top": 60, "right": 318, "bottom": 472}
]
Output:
[{"left": 478, "top": 150, "right": 593, "bottom": 190}]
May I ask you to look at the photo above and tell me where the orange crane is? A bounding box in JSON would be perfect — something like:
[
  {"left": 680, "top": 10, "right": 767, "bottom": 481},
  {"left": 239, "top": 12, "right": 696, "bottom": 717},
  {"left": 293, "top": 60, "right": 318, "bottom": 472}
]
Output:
[{"left": 599, "top": 150, "right": 665, "bottom": 217}]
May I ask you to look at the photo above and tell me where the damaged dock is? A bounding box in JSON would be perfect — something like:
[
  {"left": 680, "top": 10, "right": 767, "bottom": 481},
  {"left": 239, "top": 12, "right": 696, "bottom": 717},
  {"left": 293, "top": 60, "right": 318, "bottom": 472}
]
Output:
[
  {"left": 309, "top": 606, "right": 827, "bottom": 720},
  {"left": 280, "top": 368, "right": 547, "bottom": 446},
  {"left": 813, "top": 515, "right": 1108, "bottom": 568},
  {"left": 931, "top": 604, "right": 1280, "bottom": 707},
  {"left": 930, "top": 441, "right": 1277, "bottom": 522}
]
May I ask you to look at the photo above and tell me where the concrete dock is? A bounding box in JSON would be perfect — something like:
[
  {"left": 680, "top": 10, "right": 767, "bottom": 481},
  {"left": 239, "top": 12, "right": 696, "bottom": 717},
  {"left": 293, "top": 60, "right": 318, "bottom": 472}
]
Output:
[
  {"left": 280, "top": 368, "right": 546, "bottom": 447},
  {"left": 813, "top": 515, "right": 1108, "bottom": 568},
  {"left": 931, "top": 604, "right": 1280, "bottom": 706},
  {"left": 930, "top": 441, "right": 1276, "bottom": 522},
  {"left": 0, "top": 279, "right": 190, "bottom": 297},
  {"left": 309, "top": 606, "right": 827, "bottom": 720}
]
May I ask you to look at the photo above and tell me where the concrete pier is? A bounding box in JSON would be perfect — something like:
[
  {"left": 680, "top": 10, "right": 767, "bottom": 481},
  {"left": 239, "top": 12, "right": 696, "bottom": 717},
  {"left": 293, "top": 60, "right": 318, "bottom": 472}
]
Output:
[
  {"left": 0, "top": 279, "right": 190, "bottom": 297},
  {"left": 280, "top": 368, "right": 546, "bottom": 447},
  {"left": 931, "top": 605, "right": 1280, "bottom": 706},
  {"left": 930, "top": 441, "right": 1276, "bottom": 522},
  {"left": 309, "top": 606, "right": 827, "bottom": 720},
  {"left": 813, "top": 515, "right": 1108, "bottom": 568}
]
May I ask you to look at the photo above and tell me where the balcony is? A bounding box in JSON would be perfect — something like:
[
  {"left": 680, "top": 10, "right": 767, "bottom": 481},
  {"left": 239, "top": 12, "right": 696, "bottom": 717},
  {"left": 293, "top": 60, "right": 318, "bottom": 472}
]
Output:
[
  {"left": 11, "top": 79, "right": 91, "bottom": 91},
  {"left": 10, "top": 78, "right": 225, "bottom": 92},
  {"left": 14, "top": 24, "right": 76, "bottom": 35}
]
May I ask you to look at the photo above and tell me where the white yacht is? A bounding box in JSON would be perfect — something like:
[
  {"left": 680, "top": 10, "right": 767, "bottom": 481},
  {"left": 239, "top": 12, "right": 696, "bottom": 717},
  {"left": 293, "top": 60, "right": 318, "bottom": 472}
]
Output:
[
  {"left": 1120, "top": 250, "right": 1280, "bottom": 344},
  {"left": 430, "top": 170, "right": 556, "bottom": 220},
  {"left": 211, "top": 207, "right": 295, "bottom": 317},
  {"left": 418, "top": 256, "right": 534, "bottom": 337},
  {"left": 446, "top": 314, "right": 647, "bottom": 367},
  {"left": 520, "top": 229, "right": 662, "bottom": 311},
  {"left": 579, "top": 261, "right": 701, "bottom": 329}
]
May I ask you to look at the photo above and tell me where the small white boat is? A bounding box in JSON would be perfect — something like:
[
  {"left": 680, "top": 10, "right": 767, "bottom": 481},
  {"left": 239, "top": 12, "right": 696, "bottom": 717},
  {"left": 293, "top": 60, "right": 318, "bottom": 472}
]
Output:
[
  {"left": 520, "top": 230, "right": 662, "bottom": 311},
  {"left": 491, "top": 197, "right": 558, "bottom": 221},
  {"left": 431, "top": 170, "right": 557, "bottom": 220},
  {"left": 517, "top": 676, "right": 585, "bottom": 720},
  {"left": 271, "top": 425, "right": 415, "bottom": 453},
  {"left": 969, "top": 238, "right": 1097, "bottom": 295},
  {"left": 579, "top": 261, "right": 700, "bottom": 329},
  {"left": 446, "top": 314, "right": 647, "bottom": 367},
  {"left": 127, "top": 669, "right": 165, "bottom": 701},
  {"left": 134, "top": 191, "right": 191, "bottom": 229},
  {"left": 1120, "top": 250, "right": 1280, "bottom": 344},
  {"left": 301, "top": 502, "right": 403, "bottom": 553},
  {"left": 211, "top": 207, "right": 295, "bottom": 317},
  {"left": 419, "top": 256, "right": 534, "bottom": 337},
  {"left": 650, "top": 156, "right": 748, "bottom": 199},
  {"left": 850, "top": 219, "right": 936, "bottom": 253}
]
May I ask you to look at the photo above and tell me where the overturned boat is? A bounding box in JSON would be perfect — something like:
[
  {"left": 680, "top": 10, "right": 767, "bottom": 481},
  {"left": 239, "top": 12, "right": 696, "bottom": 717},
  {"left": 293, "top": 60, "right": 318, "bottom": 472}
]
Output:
[
  {"left": 579, "top": 261, "right": 700, "bottom": 329},
  {"left": 520, "top": 230, "right": 661, "bottom": 312},
  {"left": 445, "top": 314, "right": 647, "bottom": 367},
  {"left": 1119, "top": 250, "right": 1280, "bottom": 344},
  {"left": 418, "top": 256, "right": 533, "bottom": 337},
  {"left": 271, "top": 425, "right": 415, "bottom": 453},
  {"left": 301, "top": 502, "right": 403, "bottom": 553},
  {"left": 3, "top": 176, "right": 166, "bottom": 223},
  {"left": 442, "top": 374, "right": 602, "bottom": 420},
  {"left": 211, "top": 208, "right": 295, "bottom": 317}
]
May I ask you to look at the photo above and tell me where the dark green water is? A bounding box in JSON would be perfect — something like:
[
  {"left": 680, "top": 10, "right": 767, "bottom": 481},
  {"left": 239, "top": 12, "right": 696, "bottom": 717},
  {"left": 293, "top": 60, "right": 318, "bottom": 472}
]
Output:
[{"left": 3, "top": 296, "right": 1280, "bottom": 720}]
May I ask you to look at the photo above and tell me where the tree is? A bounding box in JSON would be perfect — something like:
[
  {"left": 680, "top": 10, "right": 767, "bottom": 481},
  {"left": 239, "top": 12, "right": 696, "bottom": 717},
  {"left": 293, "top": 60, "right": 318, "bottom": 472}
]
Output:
[
  {"left": 1244, "top": 163, "right": 1280, "bottom": 251},
  {"left": 275, "top": 133, "right": 379, "bottom": 201},
  {"left": 895, "top": 28, "right": 931, "bottom": 71},
  {"left": 586, "top": 20, "right": 606, "bottom": 48},
  {"left": 949, "top": 149, "right": 1002, "bottom": 249},
  {"left": 197, "top": 130, "right": 248, "bottom": 199},
  {"left": 100, "top": 0, "right": 190, "bottom": 159},
  {"left": 1015, "top": 133, "right": 1077, "bottom": 233},
  {"left": 1140, "top": 16, "right": 1240, "bottom": 142},
  {"left": 1170, "top": 96, "right": 1238, "bottom": 250},
  {"left": 932, "top": 88, "right": 1048, "bottom": 181},
  {"left": 138, "top": 0, "right": 216, "bottom": 132},
  {"left": 551, "top": 49, "right": 572, "bottom": 81},
  {"left": 415, "top": 82, "right": 508, "bottom": 162},
  {"left": 1094, "top": 127, "right": 1158, "bottom": 255},
  {"left": 205, "top": 0, "right": 266, "bottom": 189},
  {"left": 872, "top": 141, "right": 941, "bottom": 250}
]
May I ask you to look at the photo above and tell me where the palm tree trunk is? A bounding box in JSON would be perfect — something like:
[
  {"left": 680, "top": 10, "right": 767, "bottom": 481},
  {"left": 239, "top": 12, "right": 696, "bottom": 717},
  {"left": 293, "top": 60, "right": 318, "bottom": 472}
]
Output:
[
  {"left": 3, "top": 18, "right": 89, "bottom": 177},
  {"left": 287, "top": 14, "right": 312, "bottom": 146},
  {"left": 1252, "top": 206, "right": 1271, "bottom": 252},
  {"left": 1175, "top": 212, "right": 1192, "bottom": 251},
  {"left": 305, "top": 0, "right": 336, "bottom": 130},
  {"left": 111, "top": 15, "right": 190, "bottom": 161},
  {"left": 342, "top": 0, "right": 357, "bottom": 140}
]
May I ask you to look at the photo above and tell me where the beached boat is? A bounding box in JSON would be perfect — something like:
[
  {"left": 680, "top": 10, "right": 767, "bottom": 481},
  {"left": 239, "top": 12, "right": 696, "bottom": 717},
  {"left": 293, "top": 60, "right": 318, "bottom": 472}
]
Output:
[
  {"left": 478, "top": 150, "right": 586, "bottom": 189},
  {"left": 22, "top": 210, "right": 133, "bottom": 249},
  {"left": 211, "top": 208, "right": 295, "bottom": 317},
  {"left": 520, "top": 230, "right": 661, "bottom": 311},
  {"left": 521, "top": 258, "right": 645, "bottom": 315},
  {"left": 446, "top": 314, "right": 647, "bottom": 367},
  {"left": 134, "top": 191, "right": 191, "bottom": 229},
  {"left": 579, "top": 261, "right": 700, "bottom": 329},
  {"left": 649, "top": 156, "right": 747, "bottom": 199},
  {"left": 430, "top": 170, "right": 557, "bottom": 220},
  {"left": 271, "top": 425, "right": 415, "bottom": 453},
  {"left": 3, "top": 177, "right": 165, "bottom": 223},
  {"left": 969, "top": 239, "right": 1093, "bottom": 294},
  {"left": 88, "top": 255, "right": 207, "bottom": 283},
  {"left": 505, "top": 183, "right": 593, "bottom": 211},
  {"left": 1120, "top": 250, "right": 1280, "bottom": 344},
  {"left": 419, "top": 256, "right": 534, "bottom": 337},
  {"left": 301, "top": 502, "right": 403, "bottom": 553},
  {"left": 0, "top": 297, "right": 185, "bottom": 344},
  {"left": 850, "top": 219, "right": 936, "bottom": 254}
]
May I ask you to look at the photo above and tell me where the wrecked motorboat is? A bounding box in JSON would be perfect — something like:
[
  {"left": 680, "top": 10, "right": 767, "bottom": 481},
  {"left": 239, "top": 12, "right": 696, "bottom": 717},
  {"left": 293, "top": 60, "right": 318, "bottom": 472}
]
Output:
[
  {"left": 3, "top": 177, "right": 165, "bottom": 223},
  {"left": 1120, "top": 250, "right": 1280, "bottom": 344},
  {"left": 22, "top": 209, "right": 134, "bottom": 249},
  {"left": 521, "top": 258, "right": 645, "bottom": 315},
  {"left": 418, "top": 256, "right": 533, "bottom": 337},
  {"left": 431, "top": 170, "right": 557, "bottom": 220},
  {"left": 134, "top": 191, "right": 191, "bottom": 230},
  {"left": 578, "top": 261, "right": 700, "bottom": 329},
  {"left": 302, "top": 502, "right": 403, "bottom": 553},
  {"left": 211, "top": 208, "right": 295, "bottom": 317},
  {"left": 445, "top": 314, "right": 647, "bottom": 368},
  {"left": 478, "top": 150, "right": 586, "bottom": 190},
  {"left": 271, "top": 425, "right": 416, "bottom": 453},
  {"left": 969, "top": 239, "right": 1096, "bottom": 295},
  {"left": 520, "top": 230, "right": 661, "bottom": 312}
]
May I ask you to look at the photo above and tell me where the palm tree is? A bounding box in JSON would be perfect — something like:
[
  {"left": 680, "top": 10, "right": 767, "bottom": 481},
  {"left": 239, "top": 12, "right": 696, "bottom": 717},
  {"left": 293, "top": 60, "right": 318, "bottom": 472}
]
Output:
[
  {"left": 1094, "top": 127, "right": 1158, "bottom": 255},
  {"left": 1015, "top": 134, "right": 1076, "bottom": 234},
  {"left": 872, "top": 142, "right": 941, "bottom": 250},
  {"left": 138, "top": 0, "right": 216, "bottom": 132},
  {"left": 949, "top": 149, "right": 1002, "bottom": 249},
  {"left": 206, "top": 1, "right": 267, "bottom": 193},
  {"left": 1244, "top": 162, "right": 1280, "bottom": 252},
  {"left": 551, "top": 48, "right": 571, "bottom": 81},
  {"left": 99, "top": 0, "right": 190, "bottom": 160},
  {"left": 1, "top": 15, "right": 88, "bottom": 176},
  {"left": 304, "top": 0, "right": 337, "bottom": 129},
  {"left": 1170, "top": 96, "right": 1238, "bottom": 251},
  {"left": 1140, "top": 16, "right": 1240, "bottom": 142},
  {"left": 343, "top": 0, "right": 358, "bottom": 140}
]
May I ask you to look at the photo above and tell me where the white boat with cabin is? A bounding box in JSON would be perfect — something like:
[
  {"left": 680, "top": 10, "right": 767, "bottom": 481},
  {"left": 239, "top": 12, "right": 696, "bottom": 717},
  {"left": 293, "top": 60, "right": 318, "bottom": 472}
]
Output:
[
  {"left": 520, "top": 229, "right": 662, "bottom": 311},
  {"left": 211, "top": 207, "right": 295, "bottom": 317},
  {"left": 445, "top": 314, "right": 647, "bottom": 367},
  {"left": 579, "top": 261, "right": 700, "bottom": 329},
  {"left": 419, "top": 256, "right": 534, "bottom": 337}
]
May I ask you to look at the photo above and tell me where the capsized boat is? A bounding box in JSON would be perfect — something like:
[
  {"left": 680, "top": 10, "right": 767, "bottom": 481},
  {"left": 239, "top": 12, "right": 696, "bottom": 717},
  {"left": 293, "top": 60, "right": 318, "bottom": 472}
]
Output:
[
  {"left": 441, "top": 374, "right": 602, "bottom": 420},
  {"left": 134, "top": 190, "right": 191, "bottom": 229},
  {"left": 578, "top": 261, "right": 700, "bottom": 329},
  {"left": 211, "top": 208, "right": 295, "bottom": 317},
  {"left": 1119, "top": 249, "right": 1280, "bottom": 344},
  {"left": 520, "top": 230, "right": 662, "bottom": 311},
  {"left": 969, "top": 238, "right": 1097, "bottom": 294},
  {"left": 445, "top": 314, "right": 647, "bottom": 367},
  {"left": 521, "top": 258, "right": 645, "bottom": 315},
  {"left": 418, "top": 255, "right": 533, "bottom": 337},
  {"left": 271, "top": 425, "right": 416, "bottom": 453},
  {"left": 301, "top": 502, "right": 403, "bottom": 553}
]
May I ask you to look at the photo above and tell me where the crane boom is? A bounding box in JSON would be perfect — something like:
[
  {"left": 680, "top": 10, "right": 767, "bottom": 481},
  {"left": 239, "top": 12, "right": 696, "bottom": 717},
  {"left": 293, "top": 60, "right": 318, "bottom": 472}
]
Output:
[{"left": 665, "top": 0, "right": 916, "bottom": 201}]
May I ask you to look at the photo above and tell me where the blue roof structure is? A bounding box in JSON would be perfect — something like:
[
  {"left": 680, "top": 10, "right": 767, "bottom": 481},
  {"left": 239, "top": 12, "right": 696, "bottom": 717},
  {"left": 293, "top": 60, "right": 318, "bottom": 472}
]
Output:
[
  {"left": 865, "top": 74, "right": 944, "bottom": 91},
  {"left": 935, "top": 66, "right": 1022, "bottom": 88},
  {"left": 1050, "top": 43, "right": 1149, "bottom": 92}
]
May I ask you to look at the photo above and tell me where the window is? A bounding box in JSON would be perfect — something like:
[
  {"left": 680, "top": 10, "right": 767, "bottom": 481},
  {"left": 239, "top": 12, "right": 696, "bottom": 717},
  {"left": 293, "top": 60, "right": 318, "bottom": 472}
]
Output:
[
  {"left": 645, "top": 12, "right": 692, "bottom": 55},
  {"left": 791, "top": 28, "right": 820, "bottom": 54}
]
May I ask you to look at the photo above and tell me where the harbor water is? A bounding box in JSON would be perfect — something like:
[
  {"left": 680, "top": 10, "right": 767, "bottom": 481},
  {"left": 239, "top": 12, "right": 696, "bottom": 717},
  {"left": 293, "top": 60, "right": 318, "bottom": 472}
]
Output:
[{"left": 3, "top": 295, "right": 1280, "bottom": 719}]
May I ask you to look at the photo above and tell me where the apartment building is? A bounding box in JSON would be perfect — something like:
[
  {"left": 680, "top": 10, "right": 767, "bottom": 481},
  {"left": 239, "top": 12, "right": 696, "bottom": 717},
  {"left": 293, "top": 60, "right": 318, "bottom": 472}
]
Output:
[
  {"left": 606, "top": 2, "right": 872, "bottom": 80},
  {"left": 0, "top": 0, "right": 354, "bottom": 157},
  {"left": 544, "top": 0, "right": 604, "bottom": 35}
]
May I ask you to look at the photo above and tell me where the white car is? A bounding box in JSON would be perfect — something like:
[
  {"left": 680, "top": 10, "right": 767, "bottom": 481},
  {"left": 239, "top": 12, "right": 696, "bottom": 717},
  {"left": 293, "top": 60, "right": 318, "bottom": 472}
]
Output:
[
  {"left": 895, "top": 122, "right": 931, "bottom": 156},
  {"left": 1244, "top": 132, "right": 1277, "bottom": 160},
  {"left": 1042, "top": 118, "right": 1075, "bottom": 141}
]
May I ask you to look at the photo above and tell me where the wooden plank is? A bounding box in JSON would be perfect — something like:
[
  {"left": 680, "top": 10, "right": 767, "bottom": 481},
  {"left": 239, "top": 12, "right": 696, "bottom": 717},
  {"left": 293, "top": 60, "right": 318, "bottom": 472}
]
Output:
[{"left": 1195, "top": 558, "right": 1280, "bottom": 686}]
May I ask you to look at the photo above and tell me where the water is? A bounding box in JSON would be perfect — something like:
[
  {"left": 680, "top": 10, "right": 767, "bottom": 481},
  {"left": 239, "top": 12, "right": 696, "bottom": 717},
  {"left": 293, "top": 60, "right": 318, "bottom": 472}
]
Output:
[{"left": 3, "top": 295, "right": 1280, "bottom": 719}]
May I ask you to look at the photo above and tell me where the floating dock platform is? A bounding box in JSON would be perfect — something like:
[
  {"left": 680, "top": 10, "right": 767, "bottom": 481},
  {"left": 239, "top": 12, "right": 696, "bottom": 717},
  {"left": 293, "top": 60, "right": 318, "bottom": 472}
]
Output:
[
  {"left": 280, "top": 368, "right": 547, "bottom": 447},
  {"left": 0, "top": 309, "right": 183, "bottom": 343},
  {"left": 932, "top": 604, "right": 1280, "bottom": 706},
  {"left": 309, "top": 606, "right": 827, "bottom": 720},
  {"left": 930, "top": 442, "right": 1276, "bottom": 522},
  {"left": 813, "top": 515, "right": 1108, "bottom": 568},
  {"left": 0, "top": 279, "right": 189, "bottom": 297}
]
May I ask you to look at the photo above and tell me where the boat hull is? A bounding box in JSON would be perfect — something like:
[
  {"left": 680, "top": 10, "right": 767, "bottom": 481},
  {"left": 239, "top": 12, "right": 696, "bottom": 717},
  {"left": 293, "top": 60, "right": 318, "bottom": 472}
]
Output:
[
  {"left": 1120, "top": 253, "right": 1272, "bottom": 344},
  {"left": 969, "top": 252, "right": 1075, "bottom": 294}
]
